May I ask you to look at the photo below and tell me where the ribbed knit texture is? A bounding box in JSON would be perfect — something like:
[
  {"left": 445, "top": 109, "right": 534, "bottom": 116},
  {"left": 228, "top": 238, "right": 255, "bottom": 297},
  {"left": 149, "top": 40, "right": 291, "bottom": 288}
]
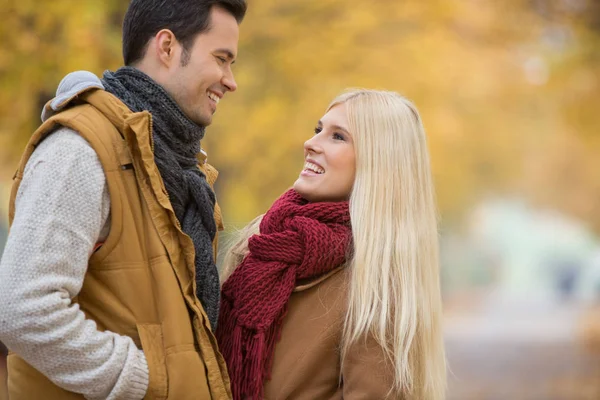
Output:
[
  {"left": 102, "top": 67, "right": 220, "bottom": 330},
  {"left": 217, "top": 189, "right": 351, "bottom": 400},
  {"left": 0, "top": 128, "right": 149, "bottom": 399}
]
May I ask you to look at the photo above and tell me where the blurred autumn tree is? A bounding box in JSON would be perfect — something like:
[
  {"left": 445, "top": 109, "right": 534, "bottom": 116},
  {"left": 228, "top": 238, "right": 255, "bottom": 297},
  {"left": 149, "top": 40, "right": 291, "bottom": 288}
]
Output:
[{"left": 0, "top": 0, "right": 599, "bottom": 231}]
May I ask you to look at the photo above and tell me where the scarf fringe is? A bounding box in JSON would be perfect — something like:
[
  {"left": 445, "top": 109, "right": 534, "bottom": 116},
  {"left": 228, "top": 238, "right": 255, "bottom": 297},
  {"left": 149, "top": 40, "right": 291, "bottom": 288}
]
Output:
[
  {"left": 218, "top": 300, "right": 244, "bottom": 398},
  {"left": 219, "top": 307, "right": 289, "bottom": 400},
  {"left": 243, "top": 332, "right": 266, "bottom": 400}
]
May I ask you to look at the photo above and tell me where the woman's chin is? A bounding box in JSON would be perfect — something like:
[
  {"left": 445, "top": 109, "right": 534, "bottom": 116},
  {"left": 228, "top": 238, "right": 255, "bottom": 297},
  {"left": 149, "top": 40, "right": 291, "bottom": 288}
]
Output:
[{"left": 292, "top": 182, "right": 313, "bottom": 202}]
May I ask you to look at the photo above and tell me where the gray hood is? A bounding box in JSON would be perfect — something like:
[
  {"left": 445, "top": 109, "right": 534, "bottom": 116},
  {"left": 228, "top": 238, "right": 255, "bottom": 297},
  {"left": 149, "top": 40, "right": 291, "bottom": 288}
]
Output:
[{"left": 41, "top": 71, "right": 104, "bottom": 122}]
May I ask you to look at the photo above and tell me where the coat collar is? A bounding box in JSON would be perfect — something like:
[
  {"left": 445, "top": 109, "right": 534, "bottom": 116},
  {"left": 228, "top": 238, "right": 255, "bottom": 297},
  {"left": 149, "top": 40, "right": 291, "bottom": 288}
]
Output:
[{"left": 293, "top": 266, "right": 345, "bottom": 292}]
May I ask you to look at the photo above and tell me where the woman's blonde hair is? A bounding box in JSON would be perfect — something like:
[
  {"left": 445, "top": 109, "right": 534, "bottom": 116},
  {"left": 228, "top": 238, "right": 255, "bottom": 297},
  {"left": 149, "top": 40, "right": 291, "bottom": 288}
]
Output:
[
  {"left": 221, "top": 89, "right": 446, "bottom": 399},
  {"left": 334, "top": 89, "right": 445, "bottom": 399}
]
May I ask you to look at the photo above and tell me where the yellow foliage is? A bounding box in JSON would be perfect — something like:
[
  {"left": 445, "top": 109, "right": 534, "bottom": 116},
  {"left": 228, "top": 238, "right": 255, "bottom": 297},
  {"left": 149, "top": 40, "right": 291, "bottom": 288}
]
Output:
[{"left": 0, "top": 0, "right": 599, "bottom": 232}]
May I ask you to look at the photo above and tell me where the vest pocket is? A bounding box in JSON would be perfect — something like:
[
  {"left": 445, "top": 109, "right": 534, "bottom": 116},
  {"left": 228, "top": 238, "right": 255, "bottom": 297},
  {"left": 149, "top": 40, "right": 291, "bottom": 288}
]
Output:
[{"left": 137, "top": 323, "right": 168, "bottom": 399}]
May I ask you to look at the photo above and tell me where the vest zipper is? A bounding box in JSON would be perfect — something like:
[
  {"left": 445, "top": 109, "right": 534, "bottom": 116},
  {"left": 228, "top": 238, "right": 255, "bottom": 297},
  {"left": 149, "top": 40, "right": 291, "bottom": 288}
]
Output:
[
  {"left": 147, "top": 117, "right": 192, "bottom": 290},
  {"left": 148, "top": 114, "right": 155, "bottom": 154},
  {"left": 164, "top": 191, "right": 183, "bottom": 231},
  {"left": 148, "top": 113, "right": 183, "bottom": 232}
]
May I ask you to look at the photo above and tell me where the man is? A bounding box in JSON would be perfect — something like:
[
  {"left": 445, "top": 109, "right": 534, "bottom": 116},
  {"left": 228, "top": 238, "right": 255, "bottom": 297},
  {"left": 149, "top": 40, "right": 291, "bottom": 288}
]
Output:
[{"left": 0, "top": 0, "right": 246, "bottom": 399}]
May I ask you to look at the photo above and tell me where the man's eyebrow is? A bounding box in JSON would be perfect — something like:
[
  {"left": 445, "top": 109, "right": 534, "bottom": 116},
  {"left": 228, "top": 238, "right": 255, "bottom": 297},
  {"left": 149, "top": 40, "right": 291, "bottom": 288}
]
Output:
[{"left": 215, "top": 48, "right": 236, "bottom": 63}]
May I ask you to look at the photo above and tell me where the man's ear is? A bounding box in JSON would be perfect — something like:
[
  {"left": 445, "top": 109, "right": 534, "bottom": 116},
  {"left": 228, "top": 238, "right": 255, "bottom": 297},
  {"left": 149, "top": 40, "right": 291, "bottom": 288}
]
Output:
[{"left": 153, "top": 29, "right": 179, "bottom": 68}]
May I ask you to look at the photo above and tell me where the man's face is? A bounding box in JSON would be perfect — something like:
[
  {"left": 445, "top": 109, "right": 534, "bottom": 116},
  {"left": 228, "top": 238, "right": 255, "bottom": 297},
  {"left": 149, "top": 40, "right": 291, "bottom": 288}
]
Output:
[{"left": 163, "top": 6, "right": 239, "bottom": 126}]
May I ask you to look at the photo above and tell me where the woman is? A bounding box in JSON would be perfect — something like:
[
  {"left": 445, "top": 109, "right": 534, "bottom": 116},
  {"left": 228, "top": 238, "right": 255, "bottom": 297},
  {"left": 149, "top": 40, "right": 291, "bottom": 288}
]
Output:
[{"left": 217, "top": 89, "right": 446, "bottom": 400}]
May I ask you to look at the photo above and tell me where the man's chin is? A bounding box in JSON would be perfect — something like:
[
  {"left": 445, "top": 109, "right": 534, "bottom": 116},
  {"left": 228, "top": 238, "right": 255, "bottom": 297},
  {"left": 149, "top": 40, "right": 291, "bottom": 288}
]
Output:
[{"left": 192, "top": 114, "right": 212, "bottom": 127}]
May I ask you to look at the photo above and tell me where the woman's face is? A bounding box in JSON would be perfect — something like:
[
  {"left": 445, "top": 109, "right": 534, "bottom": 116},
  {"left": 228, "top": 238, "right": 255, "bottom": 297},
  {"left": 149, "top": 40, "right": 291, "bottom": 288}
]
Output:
[{"left": 293, "top": 103, "right": 356, "bottom": 202}]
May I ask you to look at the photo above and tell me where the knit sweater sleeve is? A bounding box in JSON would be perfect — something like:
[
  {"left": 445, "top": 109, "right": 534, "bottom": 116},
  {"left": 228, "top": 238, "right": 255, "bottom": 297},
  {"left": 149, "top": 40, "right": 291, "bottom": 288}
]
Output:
[{"left": 0, "top": 127, "right": 149, "bottom": 400}]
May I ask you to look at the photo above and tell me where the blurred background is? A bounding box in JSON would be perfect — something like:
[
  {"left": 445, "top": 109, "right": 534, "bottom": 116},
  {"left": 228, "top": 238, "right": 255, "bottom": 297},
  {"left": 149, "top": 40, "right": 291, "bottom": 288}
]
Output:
[{"left": 1, "top": 0, "right": 600, "bottom": 398}]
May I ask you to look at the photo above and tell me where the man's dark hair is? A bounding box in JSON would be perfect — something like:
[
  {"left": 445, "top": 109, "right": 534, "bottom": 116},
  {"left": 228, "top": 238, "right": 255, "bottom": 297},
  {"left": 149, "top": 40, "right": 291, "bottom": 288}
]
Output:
[{"left": 122, "top": 0, "right": 247, "bottom": 66}]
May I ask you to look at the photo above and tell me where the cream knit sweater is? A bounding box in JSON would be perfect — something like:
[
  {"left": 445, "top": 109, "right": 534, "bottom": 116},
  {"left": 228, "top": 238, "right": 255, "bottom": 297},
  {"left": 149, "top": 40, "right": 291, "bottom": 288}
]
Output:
[{"left": 0, "top": 127, "right": 149, "bottom": 399}]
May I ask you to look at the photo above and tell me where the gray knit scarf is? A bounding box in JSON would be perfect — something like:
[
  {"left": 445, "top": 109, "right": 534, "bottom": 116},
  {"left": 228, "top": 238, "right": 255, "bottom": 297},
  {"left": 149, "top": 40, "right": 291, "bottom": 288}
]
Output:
[{"left": 102, "top": 67, "right": 220, "bottom": 330}]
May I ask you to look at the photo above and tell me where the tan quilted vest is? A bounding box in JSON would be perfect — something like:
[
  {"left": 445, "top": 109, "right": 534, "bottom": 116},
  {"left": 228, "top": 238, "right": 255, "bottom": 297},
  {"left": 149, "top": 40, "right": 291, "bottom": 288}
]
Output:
[{"left": 6, "top": 88, "right": 231, "bottom": 400}]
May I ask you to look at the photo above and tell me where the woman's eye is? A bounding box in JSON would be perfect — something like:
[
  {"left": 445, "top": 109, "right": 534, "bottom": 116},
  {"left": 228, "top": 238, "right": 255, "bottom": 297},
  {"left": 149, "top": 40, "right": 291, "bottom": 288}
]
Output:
[
  {"left": 314, "top": 127, "right": 322, "bottom": 135},
  {"left": 333, "top": 132, "right": 345, "bottom": 140},
  {"left": 217, "top": 56, "right": 226, "bottom": 63}
]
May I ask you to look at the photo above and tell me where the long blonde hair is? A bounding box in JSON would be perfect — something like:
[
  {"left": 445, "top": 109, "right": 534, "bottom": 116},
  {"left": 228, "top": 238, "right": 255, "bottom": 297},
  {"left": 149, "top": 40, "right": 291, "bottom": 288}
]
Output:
[{"left": 221, "top": 89, "right": 446, "bottom": 399}]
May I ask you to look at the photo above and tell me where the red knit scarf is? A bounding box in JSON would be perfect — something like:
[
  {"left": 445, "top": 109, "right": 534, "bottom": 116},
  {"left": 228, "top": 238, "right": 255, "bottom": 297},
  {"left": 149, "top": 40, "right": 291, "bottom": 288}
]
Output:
[{"left": 217, "top": 189, "right": 351, "bottom": 400}]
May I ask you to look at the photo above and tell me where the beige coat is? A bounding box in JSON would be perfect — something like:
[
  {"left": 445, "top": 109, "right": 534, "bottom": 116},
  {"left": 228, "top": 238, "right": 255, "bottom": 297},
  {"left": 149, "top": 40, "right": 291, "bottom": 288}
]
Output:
[{"left": 263, "top": 268, "right": 397, "bottom": 399}]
